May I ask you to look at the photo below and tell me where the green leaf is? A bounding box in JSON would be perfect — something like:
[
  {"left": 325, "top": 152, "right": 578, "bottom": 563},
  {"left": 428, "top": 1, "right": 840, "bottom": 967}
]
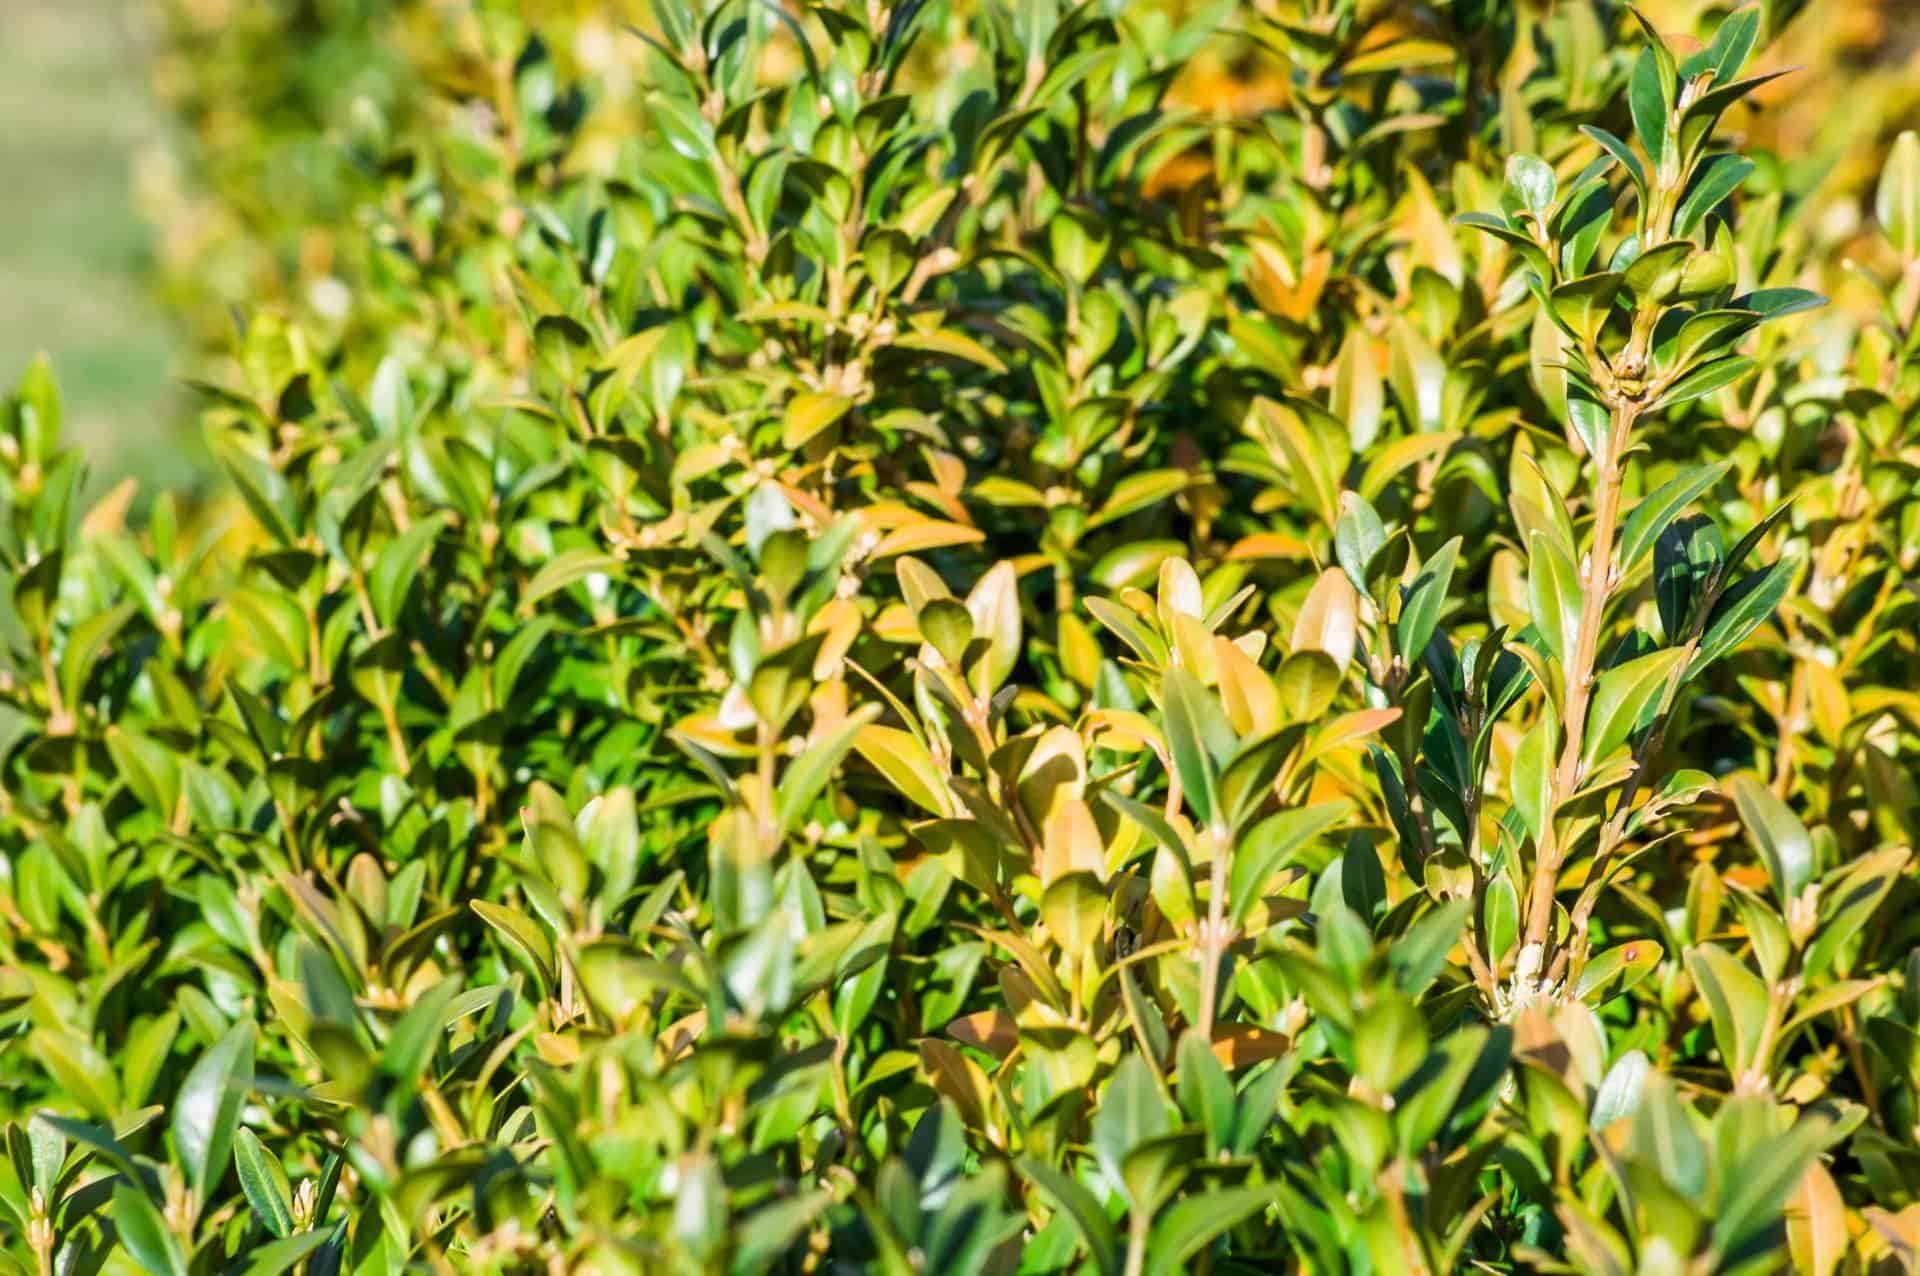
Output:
[
  {"left": 780, "top": 706, "right": 883, "bottom": 833},
  {"left": 1331, "top": 328, "right": 1384, "bottom": 450},
  {"left": 1334, "top": 491, "right": 1390, "bottom": 597},
  {"left": 29, "top": 1030, "right": 119, "bottom": 1120},
  {"left": 1392, "top": 1023, "right": 1503, "bottom": 1154},
  {"left": 1731, "top": 885, "right": 1793, "bottom": 982},
  {"left": 1737, "top": 287, "right": 1825, "bottom": 321},
  {"left": 783, "top": 391, "right": 852, "bottom": 449},
  {"left": 965, "top": 560, "right": 1022, "bottom": 699},
  {"left": 1675, "top": 154, "right": 1754, "bottom": 237},
  {"left": 1655, "top": 514, "right": 1723, "bottom": 640},
  {"left": 1688, "top": 556, "right": 1794, "bottom": 676},
  {"left": 1087, "top": 470, "right": 1190, "bottom": 532},
  {"left": 1162, "top": 668, "right": 1228, "bottom": 832},
  {"left": 105, "top": 726, "right": 184, "bottom": 821},
  {"left": 1353, "top": 993, "right": 1426, "bottom": 1094},
  {"left": 368, "top": 512, "right": 448, "bottom": 629},
  {"left": 1042, "top": 873, "right": 1107, "bottom": 964},
  {"left": 1511, "top": 714, "right": 1556, "bottom": 841},
  {"left": 174, "top": 1020, "right": 254, "bottom": 1201},
  {"left": 1229, "top": 802, "right": 1350, "bottom": 927},
  {"left": 897, "top": 326, "right": 1010, "bottom": 373},
  {"left": 1581, "top": 125, "right": 1647, "bottom": 196},
  {"left": 1275, "top": 650, "right": 1341, "bottom": 722},
  {"left": 368, "top": 355, "right": 414, "bottom": 434},
  {"left": 1175, "top": 1031, "right": 1236, "bottom": 1152},
  {"left": 1143, "top": 1184, "right": 1280, "bottom": 1276},
  {"left": 1483, "top": 874, "right": 1519, "bottom": 966},
  {"left": 1575, "top": 941, "right": 1663, "bottom": 1003},
  {"left": 471, "top": 901, "right": 555, "bottom": 991},
  {"left": 1629, "top": 46, "right": 1671, "bottom": 169},
  {"left": 1630, "top": 1071, "right": 1706, "bottom": 1197},
  {"left": 1017, "top": 1158, "right": 1119, "bottom": 1276},
  {"left": 1618, "top": 463, "right": 1730, "bottom": 573},
  {"left": 240, "top": 1232, "right": 330, "bottom": 1276},
  {"left": 113, "top": 1182, "right": 188, "bottom": 1276},
  {"left": 1721, "top": 498, "right": 1794, "bottom": 579},
  {"left": 1804, "top": 847, "right": 1909, "bottom": 980},
  {"left": 1677, "top": 71, "right": 1794, "bottom": 160},
  {"left": 730, "top": 1192, "right": 832, "bottom": 1276},
  {"left": 1093, "top": 1055, "right": 1169, "bottom": 1209},
  {"left": 1505, "top": 154, "right": 1557, "bottom": 219},
  {"left": 1623, "top": 240, "right": 1692, "bottom": 305},
  {"left": 1584, "top": 648, "right": 1686, "bottom": 766},
  {"left": 1727, "top": 775, "right": 1813, "bottom": 905},
  {"left": 1712, "top": 1118, "right": 1832, "bottom": 1267},
  {"left": 1389, "top": 897, "right": 1471, "bottom": 994},
  {"left": 521, "top": 549, "right": 621, "bottom": 612},
  {"left": 1702, "top": 5, "right": 1760, "bottom": 84},
  {"left": 33, "top": 1114, "right": 147, "bottom": 1193},
  {"left": 1591, "top": 1049, "right": 1650, "bottom": 1128},
  {"left": 1879, "top": 130, "right": 1920, "bottom": 259},
  {"left": 1526, "top": 531, "right": 1582, "bottom": 667},
  {"left": 1396, "top": 536, "right": 1460, "bottom": 664},
  {"left": 1653, "top": 354, "right": 1754, "bottom": 410},
  {"left": 1667, "top": 309, "right": 1760, "bottom": 373},
  {"left": 1085, "top": 596, "right": 1168, "bottom": 666},
  {"left": 1549, "top": 272, "right": 1624, "bottom": 346},
  {"left": 235, "top": 1128, "right": 295, "bottom": 1238},
  {"left": 1564, "top": 379, "right": 1611, "bottom": 462},
  {"left": 12, "top": 354, "right": 62, "bottom": 464},
  {"left": 649, "top": 90, "right": 717, "bottom": 161},
  {"left": 1103, "top": 790, "right": 1195, "bottom": 890},
  {"left": 123, "top": 1013, "right": 180, "bottom": 1110},
  {"left": 10, "top": 550, "right": 63, "bottom": 639},
  {"left": 1387, "top": 318, "right": 1445, "bottom": 432},
  {"left": 1685, "top": 943, "right": 1770, "bottom": 1076},
  {"left": 582, "top": 788, "right": 642, "bottom": 906},
  {"left": 381, "top": 976, "right": 462, "bottom": 1090},
  {"left": 853, "top": 721, "right": 949, "bottom": 817},
  {"left": 215, "top": 444, "right": 298, "bottom": 545},
  {"left": 1457, "top": 213, "right": 1556, "bottom": 292},
  {"left": 1216, "top": 730, "right": 1295, "bottom": 835},
  {"left": 1050, "top": 207, "right": 1112, "bottom": 285},
  {"left": 1258, "top": 397, "right": 1349, "bottom": 529}
]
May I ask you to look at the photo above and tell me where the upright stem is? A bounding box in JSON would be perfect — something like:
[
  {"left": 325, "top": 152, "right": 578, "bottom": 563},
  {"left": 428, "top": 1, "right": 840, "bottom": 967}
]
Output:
[
  {"left": 1515, "top": 401, "right": 1635, "bottom": 1003},
  {"left": 1554, "top": 640, "right": 1693, "bottom": 992},
  {"left": 1124, "top": 1208, "right": 1152, "bottom": 1276},
  {"left": 37, "top": 636, "right": 68, "bottom": 736},
  {"left": 1740, "top": 970, "right": 1799, "bottom": 1097},
  {"left": 756, "top": 720, "right": 778, "bottom": 855},
  {"left": 1195, "top": 823, "right": 1230, "bottom": 1038},
  {"left": 379, "top": 698, "right": 410, "bottom": 771},
  {"left": 1458, "top": 893, "right": 1499, "bottom": 1002}
]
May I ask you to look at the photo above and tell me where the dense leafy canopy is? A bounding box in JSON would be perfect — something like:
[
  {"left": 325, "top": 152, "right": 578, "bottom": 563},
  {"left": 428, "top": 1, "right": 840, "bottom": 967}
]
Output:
[{"left": 4, "top": 0, "right": 1920, "bottom": 1272}]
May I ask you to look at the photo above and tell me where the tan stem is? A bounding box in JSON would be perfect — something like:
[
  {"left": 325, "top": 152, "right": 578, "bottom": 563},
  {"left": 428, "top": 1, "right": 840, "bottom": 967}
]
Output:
[
  {"left": 1517, "top": 401, "right": 1635, "bottom": 996},
  {"left": 1123, "top": 1207, "right": 1151, "bottom": 1276},
  {"left": 1556, "top": 638, "right": 1695, "bottom": 992},
  {"left": 1458, "top": 892, "right": 1500, "bottom": 1002},
  {"left": 1739, "top": 974, "right": 1798, "bottom": 1096},
  {"left": 1195, "top": 822, "right": 1230, "bottom": 1039}
]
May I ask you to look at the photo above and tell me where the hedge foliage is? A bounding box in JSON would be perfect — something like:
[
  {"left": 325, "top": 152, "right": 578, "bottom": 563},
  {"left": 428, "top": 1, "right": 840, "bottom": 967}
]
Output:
[{"left": 5, "top": 0, "right": 1920, "bottom": 1272}]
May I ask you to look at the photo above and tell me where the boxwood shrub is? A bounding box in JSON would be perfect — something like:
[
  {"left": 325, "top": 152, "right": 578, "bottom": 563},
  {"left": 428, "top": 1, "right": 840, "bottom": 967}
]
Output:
[{"left": 4, "top": 1, "right": 1920, "bottom": 1272}]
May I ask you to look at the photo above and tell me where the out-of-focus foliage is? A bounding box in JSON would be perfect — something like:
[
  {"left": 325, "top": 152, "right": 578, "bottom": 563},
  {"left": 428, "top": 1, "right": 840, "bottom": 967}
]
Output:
[{"left": 4, "top": 0, "right": 1920, "bottom": 1271}]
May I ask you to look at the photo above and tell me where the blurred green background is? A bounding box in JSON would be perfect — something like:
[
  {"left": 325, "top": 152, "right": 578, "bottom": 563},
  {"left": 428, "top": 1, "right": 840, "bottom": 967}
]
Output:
[
  {"left": 0, "top": 0, "right": 190, "bottom": 490},
  {"left": 4, "top": 0, "right": 1914, "bottom": 503}
]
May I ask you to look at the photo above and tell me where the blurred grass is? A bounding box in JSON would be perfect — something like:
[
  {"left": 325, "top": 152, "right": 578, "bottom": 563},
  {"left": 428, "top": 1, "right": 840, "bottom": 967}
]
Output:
[{"left": 0, "top": 0, "right": 194, "bottom": 491}]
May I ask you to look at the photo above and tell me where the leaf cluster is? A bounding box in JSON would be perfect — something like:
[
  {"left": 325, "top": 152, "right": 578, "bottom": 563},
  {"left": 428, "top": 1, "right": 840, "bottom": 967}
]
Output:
[{"left": 3, "top": 2, "right": 1920, "bottom": 1273}]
